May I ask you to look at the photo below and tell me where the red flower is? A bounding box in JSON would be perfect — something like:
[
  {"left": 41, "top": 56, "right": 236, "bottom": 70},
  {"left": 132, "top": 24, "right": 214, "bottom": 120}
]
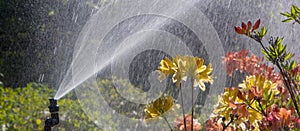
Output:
[
  {"left": 234, "top": 26, "right": 245, "bottom": 34},
  {"left": 205, "top": 118, "right": 223, "bottom": 131},
  {"left": 252, "top": 19, "right": 260, "bottom": 31},
  {"left": 234, "top": 19, "right": 260, "bottom": 35}
]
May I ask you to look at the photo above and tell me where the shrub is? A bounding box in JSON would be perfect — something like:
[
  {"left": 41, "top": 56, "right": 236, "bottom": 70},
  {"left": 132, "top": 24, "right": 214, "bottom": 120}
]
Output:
[{"left": 0, "top": 83, "right": 100, "bottom": 131}]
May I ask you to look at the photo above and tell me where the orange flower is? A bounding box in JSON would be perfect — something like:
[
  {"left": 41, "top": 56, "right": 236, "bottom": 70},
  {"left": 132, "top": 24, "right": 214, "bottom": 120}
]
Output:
[
  {"left": 264, "top": 105, "right": 298, "bottom": 130},
  {"left": 175, "top": 114, "right": 202, "bottom": 131},
  {"left": 229, "top": 101, "right": 249, "bottom": 119},
  {"left": 205, "top": 118, "right": 233, "bottom": 131}
]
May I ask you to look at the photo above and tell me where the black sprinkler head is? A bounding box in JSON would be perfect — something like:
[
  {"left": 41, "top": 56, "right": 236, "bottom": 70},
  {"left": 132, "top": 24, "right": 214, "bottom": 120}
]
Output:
[
  {"left": 44, "top": 98, "right": 59, "bottom": 131},
  {"left": 48, "top": 99, "right": 59, "bottom": 113}
]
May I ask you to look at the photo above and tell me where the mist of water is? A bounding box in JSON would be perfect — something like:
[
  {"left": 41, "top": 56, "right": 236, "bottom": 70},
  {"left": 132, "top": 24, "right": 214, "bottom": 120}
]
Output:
[
  {"left": 53, "top": 0, "right": 300, "bottom": 130},
  {"left": 54, "top": 1, "right": 196, "bottom": 99}
]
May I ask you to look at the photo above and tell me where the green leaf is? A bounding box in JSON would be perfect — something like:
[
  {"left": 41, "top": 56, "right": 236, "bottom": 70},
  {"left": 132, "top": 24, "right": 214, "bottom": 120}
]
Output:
[
  {"left": 270, "top": 46, "right": 275, "bottom": 52},
  {"left": 260, "top": 26, "right": 267, "bottom": 37},
  {"left": 261, "top": 49, "right": 272, "bottom": 62},
  {"left": 282, "top": 18, "right": 293, "bottom": 22},
  {"left": 255, "top": 31, "right": 259, "bottom": 36},
  {"left": 290, "top": 60, "right": 297, "bottom": 69},
  {"left": 284, "top": 52, "right": 293, "bottom": 60},
  {"left": 280, "top": 12, "right": 292, "bottom": 17},
  {"left": 261, "top": 49, "right": 268, "bottom": 56},
  {"left": 293, "top": 5, "right": 300, "bottom": 13},
  {"left": 276, "top": 37, "right": 283, "bottom": 45},
  {"left": 291, "top": 5, "right": 296, "bottom": 16},
  {"left": 269, "top": 91, "right": 274, "bottom": 102},
  {"left": 279, "top": 44, "right": 286, "bottom": 56}
]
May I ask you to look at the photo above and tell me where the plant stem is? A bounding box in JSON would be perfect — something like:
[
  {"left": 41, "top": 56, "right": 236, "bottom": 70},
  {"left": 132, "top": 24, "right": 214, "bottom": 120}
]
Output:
[
  {"left": 180, "top": 84, "right": 187, "bottom": 131},
  {"left": 256, "top": 40, "right": 300, "bottom": 116},
  {"left": 191, "top": 78, "right": 194, "bottom": 131},
  {"left": 257, "top": 99, "right": 267, "bottom": 117},
  {"left": 274, "top": 62, "right": 300, "bottom": 116},
  {"left": 246, "top": 101, "right": 261, "bottom": 115},
  {"left": 222, "top": 115, "right": 235, "bottom": 131},
  {"left": 162, "top": 115, "right": 173, "bottom": 131}
]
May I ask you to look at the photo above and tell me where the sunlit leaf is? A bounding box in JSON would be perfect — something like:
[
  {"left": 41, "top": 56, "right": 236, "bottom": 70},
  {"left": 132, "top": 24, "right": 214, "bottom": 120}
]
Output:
[
  {"left": 284, "top": 52, "right": 293, "bottom": 61},
  {"left": 282, "top": 18, "right": 293, "bottom": 23},
  {"left": 290, "top": 60, "right": 297, "bottom": 69},
  {"left": 260, "top": 26, "right": 267, "bottom": 37},
  {"left": 281, "top": 12, "right": 292, "bottom": 17},
  {"left": 291, "top": 5, "right": 296, "bottom": 16},
  {"left": 293, "top": 5, "right": 300, "bottom": 13}
]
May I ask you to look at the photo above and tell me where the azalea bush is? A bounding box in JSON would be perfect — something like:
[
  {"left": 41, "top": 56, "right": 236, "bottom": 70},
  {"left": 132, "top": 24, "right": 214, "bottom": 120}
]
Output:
[{"left": 143, "top": 5, "right": 300, "bottom": 131}]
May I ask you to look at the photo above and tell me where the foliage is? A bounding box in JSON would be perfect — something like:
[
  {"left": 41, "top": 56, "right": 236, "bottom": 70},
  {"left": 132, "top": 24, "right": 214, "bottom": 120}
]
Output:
[
  {"left": 143, "top": 5, "right": 300, "bottom": 131},
  {"left": 281, "top": 5, "right": 300, "bottom": 24},
  {"left": 206, "top": 5, "right": 300, "bottom": 131},
  {"left": 0, "top": 83, "right": 100, "bottom": 131},
  {"left": 0, "top": 83, "right": 50, "bottom": 130}
]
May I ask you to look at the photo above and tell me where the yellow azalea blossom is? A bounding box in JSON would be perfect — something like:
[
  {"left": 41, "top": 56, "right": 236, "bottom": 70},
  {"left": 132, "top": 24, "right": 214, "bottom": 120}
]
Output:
[
  {"left": 213, "top": 88, "right": 263, "bottom": 127},
  {"left": 238, "top": 75, "right": 279, "bottom": 96},
  {"left": 247, "top": 104, "right": 263, "bottom": 125},
  {"left": 144, "top": 96, "right": 174, "bottom": 119},
  {"left": 213, "top": 88, "right": 241, "bottom": 120},
  {"left": 158, "top": 57, "right": 176, "bottom": 81},
  {"left": 194, "top": 62, "right": 213, "bottom": 91},
  {"left": 157, "top": 55, "right": 213, "bottom": 90}
]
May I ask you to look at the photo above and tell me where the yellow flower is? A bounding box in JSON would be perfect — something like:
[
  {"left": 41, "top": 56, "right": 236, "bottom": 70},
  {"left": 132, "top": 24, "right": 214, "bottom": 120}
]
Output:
[
  {"left": 213, "top": 88, "right": 263, "bottom": 126},
  {"left": 144, "top": 96, "right": 174, "bottom": 119},
  {"left": 238, "top": 75, "right": 279, "bottom": 96},
  {"left": 158, "top": 57, "right": 176, "bottom": 81},
  {"left": 157, "top": 55, "right": 213, "bottom": 90},
  {"left": 213, "top": 88, "right": 241, "bottom": 120},
  {"left": 194, "top": 60, "right": 213, "bottom": 91}
]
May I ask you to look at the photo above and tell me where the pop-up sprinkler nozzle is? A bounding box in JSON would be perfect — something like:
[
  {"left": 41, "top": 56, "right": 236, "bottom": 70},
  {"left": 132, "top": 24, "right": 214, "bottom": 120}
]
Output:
[{"left": 44, "top": 98, "right": 59, "bottom": 131}]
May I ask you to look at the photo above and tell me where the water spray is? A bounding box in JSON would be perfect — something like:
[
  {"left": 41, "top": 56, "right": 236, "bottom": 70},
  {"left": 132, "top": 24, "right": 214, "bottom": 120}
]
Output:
[{"left": 44, "top": 98, "right": 59, "bottom": 131}]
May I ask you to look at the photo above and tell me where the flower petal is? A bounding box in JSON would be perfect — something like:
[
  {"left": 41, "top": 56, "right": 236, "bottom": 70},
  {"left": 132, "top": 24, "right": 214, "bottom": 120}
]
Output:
[
  {"left": 252, "top": 19, "right": 260, "bottom": 31},
  {"left": 235, "top": 26, "right": 245, "bottom": 34},
  {"left": 242, "top": 22, "right": 247, "bottom": 29},
  {"left": 247, "top": 21, "right": 252, "bottom": 31}
]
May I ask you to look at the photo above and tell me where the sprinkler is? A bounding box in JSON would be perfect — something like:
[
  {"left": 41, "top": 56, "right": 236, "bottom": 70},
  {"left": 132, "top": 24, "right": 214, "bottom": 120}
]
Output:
[{"left": 44, "top": 98, "right": 59, "bottom": 131}]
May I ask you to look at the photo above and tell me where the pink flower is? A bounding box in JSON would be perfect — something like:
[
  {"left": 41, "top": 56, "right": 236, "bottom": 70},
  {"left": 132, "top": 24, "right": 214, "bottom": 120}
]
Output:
[{"left": 175, "top": 114, "right": 202, "bottom": 131}]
